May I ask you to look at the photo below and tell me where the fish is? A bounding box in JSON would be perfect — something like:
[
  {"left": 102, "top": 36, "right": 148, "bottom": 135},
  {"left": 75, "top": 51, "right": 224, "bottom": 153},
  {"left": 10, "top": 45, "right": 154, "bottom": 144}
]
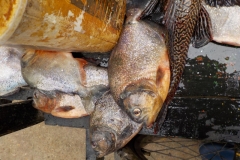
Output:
[
  {"left": 32, "top": 89, "right": 89, "bottom": 118},
  {"left": 90, "top": 91, "right": 143, "bottom": 158},
  {"left": 202, "top": 2, "right": 240, "bottom": 46},
  {"left": 21, "top": 50, "right": 109, "bottom": 99},
  {"left": 29, "top": 57, "right": 109, "bottom": 118},
  {"left": 0, "top": 46, "right": 27, "bottom": 96},
  {"left": 108, "top": 6, "right": 170, "bottom": 127},
  {"left": 144, "top": 0, "right": 203, "bottom": 133}
]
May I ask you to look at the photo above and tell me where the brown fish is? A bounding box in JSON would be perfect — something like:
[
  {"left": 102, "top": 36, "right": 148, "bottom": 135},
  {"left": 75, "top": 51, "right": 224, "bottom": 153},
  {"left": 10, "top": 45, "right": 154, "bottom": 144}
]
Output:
[
  {"left": 0, "top": 46, "right": 27, "bottom": 96},
  {"left": 21, "top": 50, "right": 108, "bottom": 98},
  {"left": 90, "top": 91, "right": 143, "bottom": 158},
  {"left": 108, "top": 8, "right": 170, "bottom": 127}
]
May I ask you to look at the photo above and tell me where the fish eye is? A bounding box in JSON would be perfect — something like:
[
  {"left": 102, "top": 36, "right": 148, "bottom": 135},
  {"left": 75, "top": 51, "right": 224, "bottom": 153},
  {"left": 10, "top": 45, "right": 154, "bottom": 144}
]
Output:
[
  {"left": 133, "top": 108, "right": 141, "bottom": 117},
  {"left": 91, "top": 142, "right": 97, "bottom": 148}
]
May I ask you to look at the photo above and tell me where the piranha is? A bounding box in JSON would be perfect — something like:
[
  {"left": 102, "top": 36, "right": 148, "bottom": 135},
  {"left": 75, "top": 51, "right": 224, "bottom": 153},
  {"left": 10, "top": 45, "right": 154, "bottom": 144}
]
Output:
[
  {"left": 0, "top": 46, "right": 27, "bottom": 96},
  {"left": 108, "top": 2, "right": 170, "bottom": 128},
  {"left": 33, "top": 89, "right": 89, "bottom": 118},
  {"left": 27, "top": 54, "right": 109, "bottom": 118},
  {"left": 33, "top": 89, "right": 93, "bottom": 118},
  {"left": 90, "top": 91, "right": 143, "bottom": 158},
  {"left": 21, "top": 50, "right": 108, "bottom": 99},
  {"left": 144, "top": 0, "right": 210, "bottom": 132}
]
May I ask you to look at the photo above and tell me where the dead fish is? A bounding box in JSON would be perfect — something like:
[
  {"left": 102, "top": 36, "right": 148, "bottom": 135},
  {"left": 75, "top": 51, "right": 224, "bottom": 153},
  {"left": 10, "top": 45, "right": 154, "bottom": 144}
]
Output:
[
  {"left": 202, "top": 2, "right": 240, "bottom": 46},
  {"left": 0, "top": 46, "right": 27, "bottom": 96},
  {"left": 33, "top": 89, "right": 89, "bottom": 118},
  {"left": 108, "top": 7, "right": 170, "bottom": 127},
  {"left": 21, "top": 50, "right": 108, "bottom": 98},
  {"left": 29, "top": 56, "right": 109, "bottom": 118},
  {"left": 144, "top": 0, "right": 204, "bottom": 132},
  {"left": 90, "top": 91, "right": 143, "bottom": 158}
]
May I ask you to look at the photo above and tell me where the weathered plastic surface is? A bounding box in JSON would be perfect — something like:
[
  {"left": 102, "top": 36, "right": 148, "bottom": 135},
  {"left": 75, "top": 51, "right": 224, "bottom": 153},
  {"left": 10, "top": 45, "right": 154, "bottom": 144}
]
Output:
[{"left": 0, "top": 0, "right": 126, "bottom": 52}]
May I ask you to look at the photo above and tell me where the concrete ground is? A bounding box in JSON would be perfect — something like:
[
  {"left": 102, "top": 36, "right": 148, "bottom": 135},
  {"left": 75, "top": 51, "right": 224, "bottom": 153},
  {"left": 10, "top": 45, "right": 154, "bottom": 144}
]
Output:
[
  {"left": 0, "top": 122, "right": 114, "bottom": 160},
  {"left": 0, "top": 122, "right": 205, "bottom": 160}
]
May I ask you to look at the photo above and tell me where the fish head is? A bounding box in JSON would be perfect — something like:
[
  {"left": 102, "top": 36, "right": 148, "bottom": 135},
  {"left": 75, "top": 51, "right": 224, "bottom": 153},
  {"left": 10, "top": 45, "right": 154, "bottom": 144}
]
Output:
[
  {"left": 120, "top": 80, "right": 163, "bottom": 128},
  {"left": 122, "top": 90, "right": 162, "bottom": 127},
  {"left": 90, "top": 128, "right": 116, "bottom": 158},
  {"left": 32, "top": 90, "right": 57, "bottom": 113}
]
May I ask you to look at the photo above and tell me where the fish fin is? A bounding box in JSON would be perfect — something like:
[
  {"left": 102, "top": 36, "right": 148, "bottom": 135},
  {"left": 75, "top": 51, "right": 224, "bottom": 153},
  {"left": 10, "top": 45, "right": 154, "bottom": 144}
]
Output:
[
  {"left": 140, "top": 0, "right": 158, "bottom": 18},
  {"left": 81, "top": 85, "right": 109, "bottom": 113},
  {"left": 192, "top": 5, "right": 213, "bottom": 48},
  {"left": 75, "top": 58, "right": 88, "bottom": 86},
  {"left": 89, "top": 85, "right": 109, "bottom": 102},
  {"left": 126, "top": 0, "right": 158, "bottom": 19},
  {"left": 204, "top": 0, "right": 240, "bottom": 7},
  {"left": 53, "top": 106, "right": 75, "bottom": 112},
  {"left": 154, "top": 102, "right": 168, "bottom": 134},
  {"left": 156, "top": 67, "right": 164, "bottom": 87}
]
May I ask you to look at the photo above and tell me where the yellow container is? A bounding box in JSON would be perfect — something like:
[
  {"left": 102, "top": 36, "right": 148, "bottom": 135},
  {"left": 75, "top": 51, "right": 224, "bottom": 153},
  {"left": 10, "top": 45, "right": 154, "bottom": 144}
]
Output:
[{"left": 0, "top": 0, "right": 126, "bottom": 52}]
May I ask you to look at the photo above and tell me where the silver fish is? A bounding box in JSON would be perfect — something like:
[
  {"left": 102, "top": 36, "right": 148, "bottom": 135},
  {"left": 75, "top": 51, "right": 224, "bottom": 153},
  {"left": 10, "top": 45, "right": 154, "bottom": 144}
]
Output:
[
  {"left": 203, "top": 2, "right": 240, "bottom": 46},
  {"left": 29, "top": 57, "right": 109, "bottom": 118},
  {"left": 21, "top": 50, "right": 108, "bottom": 98},
  {"left": 0, "top": 46, "right": 27, "bottom": 96},
  {"left": 33, "top": 89, "right": 89, "bottom": 118},
  {"left": 90, "top": 91, "right": 143, "bottom": 158}
]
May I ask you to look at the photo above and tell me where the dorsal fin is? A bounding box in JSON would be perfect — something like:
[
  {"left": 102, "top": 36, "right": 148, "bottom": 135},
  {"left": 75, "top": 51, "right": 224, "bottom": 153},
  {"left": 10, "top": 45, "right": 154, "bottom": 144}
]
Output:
[
  {"left": 192, "top": 5, "right": 213, "bottom": 48},
  {"left": 126, "top": 0, "right": 158, "bottom": 19}
]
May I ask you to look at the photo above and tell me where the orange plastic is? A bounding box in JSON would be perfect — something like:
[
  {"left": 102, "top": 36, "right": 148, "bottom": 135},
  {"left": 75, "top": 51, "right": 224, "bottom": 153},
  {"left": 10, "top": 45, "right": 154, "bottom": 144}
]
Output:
[{"left": 0, "top": 0, "right": 126, "bottom": 52}]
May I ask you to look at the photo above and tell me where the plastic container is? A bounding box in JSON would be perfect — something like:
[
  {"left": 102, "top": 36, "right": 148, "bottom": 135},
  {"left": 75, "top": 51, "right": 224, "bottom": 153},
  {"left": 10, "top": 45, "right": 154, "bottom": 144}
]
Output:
[{"left": 0, "top": 0, "right": 126, "bottom": 52}]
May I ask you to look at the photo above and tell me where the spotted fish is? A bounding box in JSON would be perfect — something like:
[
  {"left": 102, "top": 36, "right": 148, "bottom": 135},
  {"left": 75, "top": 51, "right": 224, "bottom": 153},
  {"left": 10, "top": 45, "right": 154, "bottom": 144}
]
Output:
[{"left": 153, "top": 0, "right": 202, "bottom": 132}]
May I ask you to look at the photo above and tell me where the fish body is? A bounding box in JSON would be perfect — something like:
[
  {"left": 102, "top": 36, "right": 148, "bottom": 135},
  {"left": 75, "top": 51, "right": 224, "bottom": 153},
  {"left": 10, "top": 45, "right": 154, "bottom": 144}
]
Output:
[
  {"left": 21, "top": 50, "right": 109, "bottom": 98},
  {"left": 90, "top": 92, "right": 143, "bottom": 158},
  {"left": 21, "top": 50, "right": 84, "bottom": 94},
  {"left": 0, "top": 46, "right": 27, "bottom": 96},
  {"left": 108, "top": 10, "right": 170, "bottom": 127},
  {"left": 203, "top": 2, "right": 240, "bottom": 46}
]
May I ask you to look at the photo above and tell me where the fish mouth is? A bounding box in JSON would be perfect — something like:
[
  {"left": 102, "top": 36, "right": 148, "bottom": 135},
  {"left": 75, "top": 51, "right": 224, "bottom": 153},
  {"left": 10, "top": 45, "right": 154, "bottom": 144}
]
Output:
[{"left": 90, "top": 129, "right": 116, "bottom": 158}]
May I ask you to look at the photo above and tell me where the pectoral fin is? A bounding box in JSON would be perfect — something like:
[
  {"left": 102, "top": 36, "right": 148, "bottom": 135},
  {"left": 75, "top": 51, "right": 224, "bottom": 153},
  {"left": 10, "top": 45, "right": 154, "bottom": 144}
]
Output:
[
  {"left": 192, "top": 5, "right": 212, "bottom": 48},
  {"left": 204, "top": 0, "right": 240, "bottom": 7}
]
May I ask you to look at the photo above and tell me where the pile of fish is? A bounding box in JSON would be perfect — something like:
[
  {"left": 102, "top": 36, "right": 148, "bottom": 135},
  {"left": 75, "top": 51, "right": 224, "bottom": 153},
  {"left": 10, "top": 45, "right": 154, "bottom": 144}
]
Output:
[{"left": 0, "top": 0, "right": 240, "bottom": 158}]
